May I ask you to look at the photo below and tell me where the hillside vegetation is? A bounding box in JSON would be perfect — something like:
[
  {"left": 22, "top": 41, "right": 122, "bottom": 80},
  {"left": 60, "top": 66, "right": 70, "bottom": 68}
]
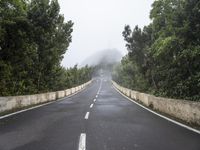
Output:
[
  {"left": 112, "top": 0, "right": 200, "bottom": 101},
  {"left": 0, "top": 0, "right": 92, "bottom": 96}
]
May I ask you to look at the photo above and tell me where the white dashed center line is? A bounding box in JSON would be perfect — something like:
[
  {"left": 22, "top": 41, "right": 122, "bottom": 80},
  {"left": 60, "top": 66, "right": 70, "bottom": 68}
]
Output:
[
  {"left": 84, "top": 112, "right": 90, "bottom": 120},
  {"left": 79, "top": 133, "right": 86, "bottom": 150},
  {"left": 94, "top": 99, "right": 96, "bottom": 102},
  {"left": 90, "top": 104, "right": 94, "bottom": 108}
]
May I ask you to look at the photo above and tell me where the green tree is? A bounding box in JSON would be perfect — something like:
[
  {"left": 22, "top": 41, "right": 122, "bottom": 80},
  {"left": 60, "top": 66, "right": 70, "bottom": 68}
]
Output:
[
  {"left": 0, "top": 0, "right": 75, "bottom": 96},
  {"left": 27, "top": 0, "right": 73, "bottom": 92},
  {"left": 0, "top": 0, "right": 38, "bottom": 95},
  {"left": 114, "top": 0, "right": 200, "bottom": 101}
]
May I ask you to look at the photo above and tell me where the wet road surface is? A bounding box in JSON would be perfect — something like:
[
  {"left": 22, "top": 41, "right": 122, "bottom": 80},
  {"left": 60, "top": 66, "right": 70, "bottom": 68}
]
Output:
[{"left": 0, "top": 78, "right": 200, "bottom": 150}]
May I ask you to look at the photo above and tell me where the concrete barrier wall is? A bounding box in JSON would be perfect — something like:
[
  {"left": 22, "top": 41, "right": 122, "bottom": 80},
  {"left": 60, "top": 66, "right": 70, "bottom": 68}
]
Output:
[
  {"left": 56, "top": 91, "right": 65, "bottom": 99},
  {"left": 65, "top": 89, "right": 71, "bottom": 96},
  {"left": 112, "top": 81, "right": 200, "bottom": 126},
  {"left": 0, "top": 80, "right": 92, "bottom": 114},
  {"left": 71, "top": 88, "right": 76, "bottom": 94}
]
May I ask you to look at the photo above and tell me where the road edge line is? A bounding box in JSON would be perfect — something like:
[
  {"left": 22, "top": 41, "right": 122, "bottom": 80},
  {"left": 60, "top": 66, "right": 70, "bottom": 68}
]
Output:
[
  {"left": 112, "top": 85, "right": 200, "bottom": 135},
  {"left": 0, "top": 84, "right": 89, "bottom": 120}
]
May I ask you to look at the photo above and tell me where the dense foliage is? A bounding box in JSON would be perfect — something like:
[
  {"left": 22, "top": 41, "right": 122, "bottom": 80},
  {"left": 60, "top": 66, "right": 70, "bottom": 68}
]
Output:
[
  {"left": 0, "top": 0, "right": 92, "bottom": 96},
  {"left": 113, "top": 0, "right": 200, "bottom": 101},
  {"left": 50, "top": 65, "right": 93, "bottom": 92}
]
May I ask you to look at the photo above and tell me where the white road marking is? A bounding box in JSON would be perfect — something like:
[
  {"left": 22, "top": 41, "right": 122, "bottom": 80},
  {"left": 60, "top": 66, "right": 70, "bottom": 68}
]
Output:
[
  {"left": 84, "top": 112, "right": 90, "bottom": 119},
  {"left": 97, "top": 79, "right": 102, "bottom": 94},
  {"left": 96, "top": 95, "right": 98, "bottom": 98},
  {"left": 78, "top": 133, "right": 86, "bottom": 150},
  {"left": 113, "top": 85, "right": 200, "bottom": 135},
  {"left": 0, "top": 88, "right": 87, "bottom": 120},
  {"left": 94, "top": 99, "right": 96, "bottom": 102},
  {"left": 90, "top": 104, "right": 94, "bottom": 108}
]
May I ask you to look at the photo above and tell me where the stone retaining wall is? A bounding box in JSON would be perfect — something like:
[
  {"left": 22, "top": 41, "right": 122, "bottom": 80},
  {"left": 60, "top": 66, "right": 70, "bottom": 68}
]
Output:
[
  {"left": 112, "top": 81, "right": 200, "bottom": 126},
  {"left": 0, "top": 80, "right": 92, "bottom": 114}
]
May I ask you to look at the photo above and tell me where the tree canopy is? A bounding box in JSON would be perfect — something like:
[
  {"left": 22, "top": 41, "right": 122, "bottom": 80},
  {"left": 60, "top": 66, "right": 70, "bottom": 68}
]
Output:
[
  {"left": 113, "top": 0, "right": 200, "bottom": 101},
  {"left": 0, "top": 0, "right": 92, "bottom": 96}
]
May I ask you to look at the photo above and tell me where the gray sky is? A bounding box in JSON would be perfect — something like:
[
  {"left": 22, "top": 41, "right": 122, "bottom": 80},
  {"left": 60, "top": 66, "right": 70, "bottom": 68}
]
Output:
[{"left": 59, "top": 0, "right": 154, "bottom": 68}]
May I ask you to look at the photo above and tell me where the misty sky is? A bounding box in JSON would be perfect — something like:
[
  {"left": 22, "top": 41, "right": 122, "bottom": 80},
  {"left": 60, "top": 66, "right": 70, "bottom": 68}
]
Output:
[{"left": 59, "top": 0, "right": 154, "bottom": 68}]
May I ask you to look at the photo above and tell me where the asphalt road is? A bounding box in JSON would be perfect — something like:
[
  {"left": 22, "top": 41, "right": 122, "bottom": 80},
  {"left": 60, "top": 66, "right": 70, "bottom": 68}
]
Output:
[{"left": 0, "top": 78, "right": 199, "bottom": 150}]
